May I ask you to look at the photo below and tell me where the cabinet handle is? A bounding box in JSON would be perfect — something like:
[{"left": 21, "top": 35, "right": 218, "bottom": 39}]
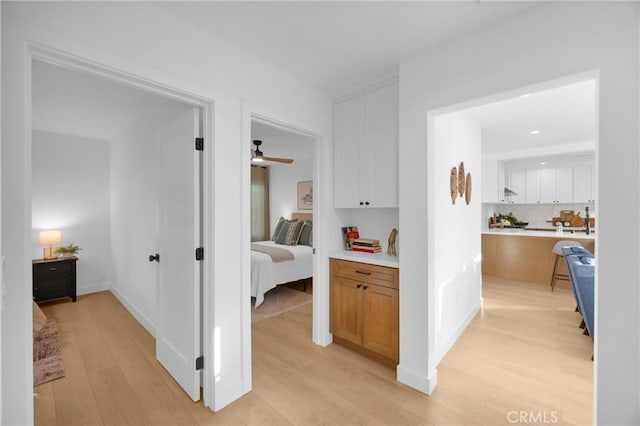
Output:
[
  {"left": 355, "top": 270, "right": 371, "bottom": 275},
  {"left": 49, "top": 267, "right": 57, "bottom": 271},
  {"left": 356, "top": 284, "right": 362, "bottom": 288}
]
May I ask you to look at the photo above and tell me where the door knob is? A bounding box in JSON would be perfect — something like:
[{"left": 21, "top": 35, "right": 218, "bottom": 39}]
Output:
[{"left": 148, "top": 253, "right": 160, "bottom": 262}]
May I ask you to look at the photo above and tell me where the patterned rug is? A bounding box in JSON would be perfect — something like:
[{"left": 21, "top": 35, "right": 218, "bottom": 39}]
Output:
[
  {"left": 252, "top": 286, "right": 312, "bottom": 323},
  {"left": 33, "top": 319, "right": 65, "bottom": 386}
]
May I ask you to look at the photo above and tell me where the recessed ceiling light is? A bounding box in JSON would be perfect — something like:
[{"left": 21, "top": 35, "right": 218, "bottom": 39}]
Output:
[
  {"left": 520, "top": 93, "right": 532, "bottom": 98},
  {"left": 530, "top": 130, "right": 540, "bottom": 135},
  {"left": 540, "top": 162, "right": 547, "bottom": 165}
]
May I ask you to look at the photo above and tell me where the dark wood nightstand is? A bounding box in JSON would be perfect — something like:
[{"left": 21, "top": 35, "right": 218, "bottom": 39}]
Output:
[{"left": 32, "top": 256, "right": 77, "bottom": 303}]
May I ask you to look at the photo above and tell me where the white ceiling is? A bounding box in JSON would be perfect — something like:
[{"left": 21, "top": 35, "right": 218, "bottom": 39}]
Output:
[
  {"left": 466, "top": 79, "right": 596, "bottom": 156},
  {"left": 251, "top": 120, "right": 314, "bottom": 163},
  {"left": 32, "top": 60, "right": 191, "bottom": 141},
  {"left": 155, "top": 1, "right": 537, "bottom": 97}
]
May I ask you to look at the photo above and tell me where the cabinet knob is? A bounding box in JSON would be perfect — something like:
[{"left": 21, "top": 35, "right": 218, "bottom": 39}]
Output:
[
  {"left": 365, "top": 201, "right": 370, "bottom": 206},
  {"left": 356, "top": 284, "right": 362, "bottom": 289},
  {"left": 363, "top": 286, "right": 369, "bottom": 290},
  {"left": 359, "top": 201, "right": 364, "bottom": 206}
]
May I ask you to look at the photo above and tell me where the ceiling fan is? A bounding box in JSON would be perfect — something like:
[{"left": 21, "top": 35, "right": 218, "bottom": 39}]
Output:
[{"left": 251, "top": 140, "right": 294, "bottom": 164}]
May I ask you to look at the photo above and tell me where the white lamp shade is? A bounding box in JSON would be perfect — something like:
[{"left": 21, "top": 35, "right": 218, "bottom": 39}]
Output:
[{"left": 39, "top": 230, "right": 62, "bottom": 246}]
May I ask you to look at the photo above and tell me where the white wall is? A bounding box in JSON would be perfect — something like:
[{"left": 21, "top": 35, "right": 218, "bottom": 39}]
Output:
[
  {"left": 342, "top": 208, "right": 399, "bottom": 253},
  {"left": 1, "top": 3, "right": 332, "bottom": 423},
  {"left": 399, "top": 3, "right": 639, "bottom": 423},
  {"left": 31, "top": 130, "right": 111, "bottom": 295},
  {"left": 432, "top": 112, "right": 482, "bottom": 363},
  {"left": 268, "top": 159, "right": 313, "bottom": 231}
]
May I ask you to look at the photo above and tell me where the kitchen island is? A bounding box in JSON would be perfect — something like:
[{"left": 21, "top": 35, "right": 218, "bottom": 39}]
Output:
[{"left": 482, "top": 229, "right": 595, "bottom": 286}]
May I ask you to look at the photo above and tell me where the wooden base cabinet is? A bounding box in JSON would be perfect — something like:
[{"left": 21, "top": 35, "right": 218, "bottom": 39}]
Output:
[{"left": 330, "top": 258, "right": 399, "bottom": 367}]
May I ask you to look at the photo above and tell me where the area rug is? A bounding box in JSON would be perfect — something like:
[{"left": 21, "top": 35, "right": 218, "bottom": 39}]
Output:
[
  {"left": 33, "top": 319, "right": 65, "bottom": 386},
  {"left": 252, "top": 286, "right": 312, "bottom": 323}
]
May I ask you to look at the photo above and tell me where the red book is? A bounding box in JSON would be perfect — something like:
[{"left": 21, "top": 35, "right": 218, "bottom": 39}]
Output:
[{"left": 352, "top": 246, "right": 382, "bottom": 253}]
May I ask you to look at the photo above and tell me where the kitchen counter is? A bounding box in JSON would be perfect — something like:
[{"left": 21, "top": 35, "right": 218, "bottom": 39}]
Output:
[
  {"left": 329, "top": 250, "right": 399, "bottom": 269},
  {"left": 482, "top": 231, "right": 595, "bottom": 286},
  {"left": 483, "top": 228, "right": 595, "bottom": 240}
]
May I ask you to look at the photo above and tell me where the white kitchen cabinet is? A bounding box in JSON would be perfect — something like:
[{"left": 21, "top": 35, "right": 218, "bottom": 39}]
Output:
[
  {"left": 333, "top": 81, "right": 398, "bottom": 208},
  {"left": 537, "top": 166, "right": 573, "bottom": 203},
  {"left": 574, "top": 163, "right": 596, "bottom": 203},
  {"left": 482, "top": 159, "right": 499, "bottom": 203},
  {"left": 506, "top": 168, "right": 526, "bottom": 203},
  {"left": 525, "top": 168, "right": 541, "bottom": 204}
]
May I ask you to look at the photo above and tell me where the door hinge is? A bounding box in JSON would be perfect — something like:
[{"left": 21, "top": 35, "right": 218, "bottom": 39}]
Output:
[
  {"left": 312, "top": 248, "right": 316, "bottom": 255},
  {"left": 195, "top": 247, "right": 204, "bottom": 261},
  {"left": 195, "top": 356, "right": 204, "bottom": 371},
  {"left": 195, "top": 137, "right": 204, "bottom": 151}
]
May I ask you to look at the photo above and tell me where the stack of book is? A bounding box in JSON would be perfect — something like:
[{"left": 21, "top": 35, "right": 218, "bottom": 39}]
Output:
[{"left": 351, "top": 238, "right": 382, "bottom": 253}]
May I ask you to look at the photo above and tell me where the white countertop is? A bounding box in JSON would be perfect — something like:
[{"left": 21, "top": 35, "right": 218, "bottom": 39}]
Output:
[
  {"left": 329, "top": 250, "right": 399, "bottom": 268},
  {"left": 482, "top": 228, "right": 596, "bottom": 240}
]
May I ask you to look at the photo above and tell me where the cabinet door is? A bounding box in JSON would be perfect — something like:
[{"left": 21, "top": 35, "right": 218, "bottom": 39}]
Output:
[
  {"left": 330, "top": 276, "right": 363, "bottom": 345},
  {"left": 482, "top": 158, "right": 499, "bottom": 203},
  {"left": 333, "top": 96, "right": 365, "bottom": 208},
  {"left": 525, "top": 168, "right": 541, "bottom": 203},
  {"left": 573, "top": 164, "right": 594, "bottom": 203},
  {"left": 366, "top": 82, "right": 399, "bottom": 208},
  {"left": 507, "top": 168, "right": 526, "bottom": 203},
  {"left": 362, "top": 283, "right": 398, "bottom": 361},
  {"left": 555, "top": 166, "right": 574, "bottom": 203},
  {"left": 539, "top": 168, "right": 557, "bottom": 203}
]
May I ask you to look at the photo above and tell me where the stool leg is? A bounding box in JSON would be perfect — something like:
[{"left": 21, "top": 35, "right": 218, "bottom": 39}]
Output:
[{"left": 550, "top": 255, "right": 561, "bottom": 291}]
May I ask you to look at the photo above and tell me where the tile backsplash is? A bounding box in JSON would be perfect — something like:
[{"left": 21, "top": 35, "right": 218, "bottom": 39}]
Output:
[{"left": 483, "top": 202, "right": 596, "bottom": 228}]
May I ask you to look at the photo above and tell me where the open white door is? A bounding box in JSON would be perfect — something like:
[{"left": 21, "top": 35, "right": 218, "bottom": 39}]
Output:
[{"left": 156, "top": 107, "right": 202, "bottom": 401}]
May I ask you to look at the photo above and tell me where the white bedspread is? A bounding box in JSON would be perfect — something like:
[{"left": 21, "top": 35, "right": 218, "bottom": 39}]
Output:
[{"left": 251, "top": 241, "right": 313, "bottom": 307}]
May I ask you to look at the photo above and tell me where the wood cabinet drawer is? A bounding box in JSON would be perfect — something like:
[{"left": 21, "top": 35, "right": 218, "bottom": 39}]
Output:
[
  {"left": 331, "top": 259, "right": 398, "bottom": 289},
  {"left": 34, "top": 262, "right": 72, "bottom": 280}
]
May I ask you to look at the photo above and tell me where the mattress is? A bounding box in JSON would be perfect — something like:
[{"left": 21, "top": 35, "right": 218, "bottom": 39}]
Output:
[{"left": 251, "top": 241, "right": 313, "bottom": 307}]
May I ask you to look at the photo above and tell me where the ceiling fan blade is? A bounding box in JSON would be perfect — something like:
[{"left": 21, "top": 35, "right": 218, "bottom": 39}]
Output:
[{"left": 262, "top": 156, "right": 294, "bottom": 164}]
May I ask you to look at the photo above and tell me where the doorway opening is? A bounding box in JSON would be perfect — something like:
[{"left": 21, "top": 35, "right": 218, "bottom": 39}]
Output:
[
  {"left": 427, "top": 72, "right": 597, "bottom": 424},
  {"left": 242, "top": 113, "right": 319, "bottom": 389},
  {"left": 29, "top": 50, "right": 213, "bottom": 419}
]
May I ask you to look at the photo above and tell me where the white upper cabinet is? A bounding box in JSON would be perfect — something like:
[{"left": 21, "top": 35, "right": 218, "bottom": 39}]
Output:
[
  {"left": 525, "top": 168, "right": 542, "bottom": 204},
  {"left": 555, "top": 167, "right": 574, "bottom": 202},
  {"left": 333, "top": 95, "right": 365, "bottom": 208},
  {"left": 573, "top": 163, "right": 596, "bottom": 203},
  {"left": 333, "top": 81, "right": 398, "bottom": 208},
  {"left": 482, "top": 159, "right": 500, "bottom": 203},
  {"left": 506, "top": 168, "right": 526, "bottom": 203},
  {"left": 535, "top": 166, "right": 573, "bottom": 204}
]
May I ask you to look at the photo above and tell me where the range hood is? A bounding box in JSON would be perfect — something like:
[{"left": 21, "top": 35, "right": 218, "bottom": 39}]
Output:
[{"left": 504, "top": 187, "right": 518, "bottom": 196}]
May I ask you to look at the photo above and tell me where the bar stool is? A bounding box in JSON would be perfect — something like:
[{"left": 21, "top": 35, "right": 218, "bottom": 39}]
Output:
[{"left": 550, "top": 240, "right": 583, "bottom": 291}]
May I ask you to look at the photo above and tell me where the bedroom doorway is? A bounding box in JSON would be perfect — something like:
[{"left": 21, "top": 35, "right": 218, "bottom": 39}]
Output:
[
  {"left": 29, "top": 55, "right": 211, "bottom": 406},
  {"left": 249, "top": 118, "right": 316, "bottom": 324}
]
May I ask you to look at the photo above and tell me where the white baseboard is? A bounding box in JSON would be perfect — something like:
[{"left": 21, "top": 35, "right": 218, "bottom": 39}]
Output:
[
  {"left": 109, "top": 287, "right": 156, "bottom": 337},
  {"left": 434, "top": 299, "right": 481, "bottom": 366},
  {"left": 397, "top": 365, "right": 438, "bottom": 395},
  {"left": 77, "top": 281, "right": 110, "bottom": 296}
]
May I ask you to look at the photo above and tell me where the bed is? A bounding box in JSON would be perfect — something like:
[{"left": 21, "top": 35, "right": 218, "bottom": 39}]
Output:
[{"left": 251, "top": 213, "right": 313, "bottom": 307}]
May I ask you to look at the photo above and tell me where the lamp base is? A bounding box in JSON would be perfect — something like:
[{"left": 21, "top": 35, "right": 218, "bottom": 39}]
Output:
[{"left": 43, "top": 246, "right": 56, "bottom": 260}]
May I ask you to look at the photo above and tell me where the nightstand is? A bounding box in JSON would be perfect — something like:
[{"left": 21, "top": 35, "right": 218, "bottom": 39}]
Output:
[{"left": 32, "top": 257, "right": 77, "bottom": 302}]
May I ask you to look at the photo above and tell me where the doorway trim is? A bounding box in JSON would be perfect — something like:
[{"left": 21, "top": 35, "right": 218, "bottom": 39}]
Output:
[
  {"left": 25, "top": 42, "right": 217, "bottom": 409},
  {"left": 240, "top": 101, "right": 324, "bottom": 393},
  {"left": 424, "top": 69, "right": 599, "bottom": 396}
]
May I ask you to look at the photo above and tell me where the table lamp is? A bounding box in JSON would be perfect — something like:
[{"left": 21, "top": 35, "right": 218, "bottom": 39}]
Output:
[{"left": 39, "top": 230, "right": 62, "bottom": 259}]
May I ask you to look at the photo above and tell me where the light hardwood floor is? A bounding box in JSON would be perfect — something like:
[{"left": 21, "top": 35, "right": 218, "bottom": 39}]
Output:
[{"left": 35, "top": 277, "right": 592, "bottom": 425}]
